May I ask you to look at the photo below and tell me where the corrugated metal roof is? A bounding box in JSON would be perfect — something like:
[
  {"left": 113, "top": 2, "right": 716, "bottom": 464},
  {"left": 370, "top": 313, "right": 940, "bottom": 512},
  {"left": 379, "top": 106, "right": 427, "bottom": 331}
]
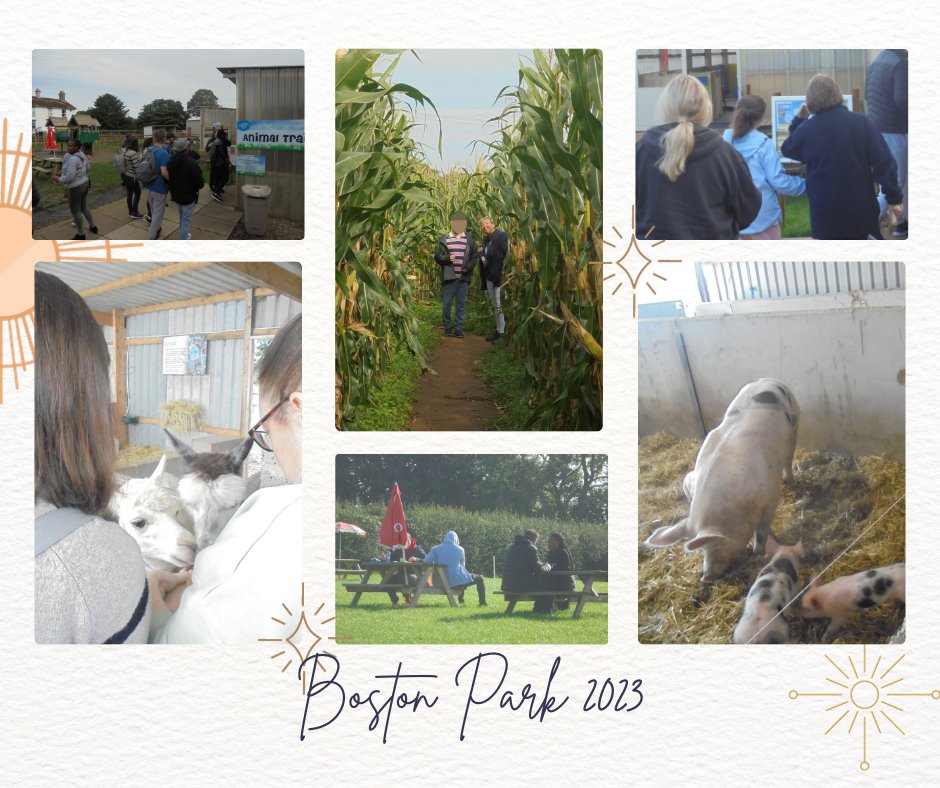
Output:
[{"left": 35, "top": 261, "right": 301, "bottom": 312}]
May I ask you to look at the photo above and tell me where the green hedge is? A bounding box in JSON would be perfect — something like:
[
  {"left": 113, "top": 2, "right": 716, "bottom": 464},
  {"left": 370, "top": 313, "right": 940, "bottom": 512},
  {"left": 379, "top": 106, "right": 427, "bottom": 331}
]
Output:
[{"left": 336, "top": 501, "right": 608, "bottom": 574}]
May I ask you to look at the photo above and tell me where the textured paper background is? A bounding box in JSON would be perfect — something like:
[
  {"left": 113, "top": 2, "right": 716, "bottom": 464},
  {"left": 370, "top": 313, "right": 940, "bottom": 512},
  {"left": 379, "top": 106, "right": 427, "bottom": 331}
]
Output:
[{"left": 1, "top": 1, "right": 938, "bottom": 785}]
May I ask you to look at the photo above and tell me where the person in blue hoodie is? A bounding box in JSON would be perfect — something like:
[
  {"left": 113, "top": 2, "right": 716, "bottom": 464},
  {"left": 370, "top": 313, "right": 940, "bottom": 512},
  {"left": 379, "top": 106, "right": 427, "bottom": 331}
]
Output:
[
  {"left": 781, "top": 74, "right": 902, "bottom": 239},
  {"left": 424, "top": 530, "right": 487, "bottom": 606},
  {"left": 722, "top": 95, "right": 806, "bottom": 240}
]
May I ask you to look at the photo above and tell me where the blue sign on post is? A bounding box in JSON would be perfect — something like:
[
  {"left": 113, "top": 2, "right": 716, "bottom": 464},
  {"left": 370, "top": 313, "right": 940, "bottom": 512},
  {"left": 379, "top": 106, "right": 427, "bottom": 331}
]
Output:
[
  {"left": 235, "top": 119, "right": 304, "bottom": 151},
  {"left": 237, "top": 154, "right": 266, "bottom": 176}
]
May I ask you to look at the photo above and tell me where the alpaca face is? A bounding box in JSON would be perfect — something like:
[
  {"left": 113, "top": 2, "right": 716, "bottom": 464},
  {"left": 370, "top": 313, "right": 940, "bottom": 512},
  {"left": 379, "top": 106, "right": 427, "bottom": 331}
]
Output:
[{"left": 110, "top": 456, "right": 197, "bottom": 571}]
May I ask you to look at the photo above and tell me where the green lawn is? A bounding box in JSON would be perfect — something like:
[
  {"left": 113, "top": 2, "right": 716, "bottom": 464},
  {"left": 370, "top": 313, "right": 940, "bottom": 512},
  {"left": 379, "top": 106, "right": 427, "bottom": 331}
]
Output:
[
  {"left": 335, "top": 576, "right": 608, "bottom": 645},
  {"left": 781, "top": 194, "right": 811, "bottom": 238}
]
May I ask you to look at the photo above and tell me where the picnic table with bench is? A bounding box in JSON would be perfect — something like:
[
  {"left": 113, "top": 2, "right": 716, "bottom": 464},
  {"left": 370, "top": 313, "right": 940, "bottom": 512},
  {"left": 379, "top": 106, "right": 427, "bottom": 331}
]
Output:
[
  {"left": 32, "top": 156, "right": 63, "bottom": 180},
  {"left": 496, "top": 569, "right": 608, "bottom": 620},
  {"left": 344, "top": 561, "right": 461, "bottom": 608},
  {"left": 335, "top": 559, "right": 365, "bottom": 579}
]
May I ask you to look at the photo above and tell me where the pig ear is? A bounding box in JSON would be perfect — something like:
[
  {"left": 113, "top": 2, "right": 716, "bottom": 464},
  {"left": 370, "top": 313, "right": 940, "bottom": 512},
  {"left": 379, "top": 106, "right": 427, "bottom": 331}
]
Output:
[
  {"left": 764, "top": 532, "right": 780, "bottom": 556},
  {"left": 686, "top": 533, "right": 728, "bottom": 552},
  {"left": 645, "top": 518, "right": 693, "bottom": 548}
]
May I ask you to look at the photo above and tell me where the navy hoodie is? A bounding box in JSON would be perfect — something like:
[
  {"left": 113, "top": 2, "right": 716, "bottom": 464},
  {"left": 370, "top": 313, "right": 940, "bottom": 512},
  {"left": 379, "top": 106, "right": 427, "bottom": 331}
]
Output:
[{"left": 636, "top": 123, "right": 761, "bottom": 240}]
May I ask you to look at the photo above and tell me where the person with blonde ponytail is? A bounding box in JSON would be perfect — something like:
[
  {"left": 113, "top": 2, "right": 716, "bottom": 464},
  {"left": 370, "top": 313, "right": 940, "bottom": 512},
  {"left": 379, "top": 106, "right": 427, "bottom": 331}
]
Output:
[{"left": 636, "top": 74, "right": 760, "bottom": 239}]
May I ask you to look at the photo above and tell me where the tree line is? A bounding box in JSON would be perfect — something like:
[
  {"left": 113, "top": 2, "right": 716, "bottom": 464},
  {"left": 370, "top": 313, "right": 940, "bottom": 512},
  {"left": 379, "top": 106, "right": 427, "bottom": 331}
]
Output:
[
  {"left": 335, "top": 454, "right": 608, "bottom": 523},
  {"left": 69, "top": 89, "right": 222, "bottom": 130}
]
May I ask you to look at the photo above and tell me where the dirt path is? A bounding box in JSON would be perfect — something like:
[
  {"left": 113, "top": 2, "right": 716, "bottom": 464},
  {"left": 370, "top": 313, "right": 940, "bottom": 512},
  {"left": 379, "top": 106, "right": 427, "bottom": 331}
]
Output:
[{"left": 411, "top": 331, "right": 499, "bottom": 430}]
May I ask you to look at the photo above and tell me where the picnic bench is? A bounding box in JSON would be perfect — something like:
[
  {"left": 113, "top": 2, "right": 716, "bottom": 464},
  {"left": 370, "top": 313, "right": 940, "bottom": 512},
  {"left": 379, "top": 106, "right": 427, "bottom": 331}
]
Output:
[
  {"left": 496, "top": 569, "right": 608, "bottom": 620},
  {"left": 345, "top": 561, "right": 461, "bottom": 608},
  {"left": 32, "top": 157, "right": 63, "bottom": 180},
  {"left": 335, "top": 558, "right": 365, "bottom": 579}
]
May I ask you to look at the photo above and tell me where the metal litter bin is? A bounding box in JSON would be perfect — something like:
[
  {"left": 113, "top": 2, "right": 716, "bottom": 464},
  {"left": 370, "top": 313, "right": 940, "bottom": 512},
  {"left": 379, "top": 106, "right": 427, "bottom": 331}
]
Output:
[{"left": 241, "top": 184, "right": 272, "bottom": 235}]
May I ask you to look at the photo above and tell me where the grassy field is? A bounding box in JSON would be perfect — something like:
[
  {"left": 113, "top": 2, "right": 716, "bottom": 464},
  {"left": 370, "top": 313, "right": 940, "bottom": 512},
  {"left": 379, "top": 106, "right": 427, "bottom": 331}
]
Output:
[
  {"left": 335, "top": 576, "right": 608, "bottom": 645},
  {"left": 781, "top": 195, "right": 811, "bottom": 238}
]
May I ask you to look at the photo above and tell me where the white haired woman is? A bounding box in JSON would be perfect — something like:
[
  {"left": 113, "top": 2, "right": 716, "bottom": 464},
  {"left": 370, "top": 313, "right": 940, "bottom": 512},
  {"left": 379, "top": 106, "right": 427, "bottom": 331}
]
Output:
[
  {"left": 635, "top": 74, "right": 761, "bottom": 239},
  {"left": 149, "top": 314, "right": 302, "bottom": 643}
]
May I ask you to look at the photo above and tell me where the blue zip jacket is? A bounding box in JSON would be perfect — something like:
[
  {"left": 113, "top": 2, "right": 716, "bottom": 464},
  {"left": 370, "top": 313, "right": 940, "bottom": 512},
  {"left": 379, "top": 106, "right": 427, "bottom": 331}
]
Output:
[
  {"left": 425, "top": 531, "right": 474, "bottom": 588},
  {"left": 721, "top": 129, "right": 805, "bottom": 235}
]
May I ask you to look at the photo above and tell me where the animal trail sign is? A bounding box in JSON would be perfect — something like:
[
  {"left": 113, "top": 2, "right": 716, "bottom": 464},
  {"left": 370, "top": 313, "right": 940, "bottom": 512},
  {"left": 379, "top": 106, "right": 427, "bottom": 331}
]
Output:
[{"left": 163, "top": 334, "right": 208, "bottom": 375}]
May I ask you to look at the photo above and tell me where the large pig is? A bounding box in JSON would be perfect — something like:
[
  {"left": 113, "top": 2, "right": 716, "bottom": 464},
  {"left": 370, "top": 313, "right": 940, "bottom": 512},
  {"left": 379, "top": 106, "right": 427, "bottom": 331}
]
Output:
[
  {"left": 732, "top": 534, "right": 804, "bottom": 644},
  {"left": 645, "top": 378, "right": 800, "bottom": 580},
  {"left": 795, "top": 564, "right": 905, "bottom": 642}
]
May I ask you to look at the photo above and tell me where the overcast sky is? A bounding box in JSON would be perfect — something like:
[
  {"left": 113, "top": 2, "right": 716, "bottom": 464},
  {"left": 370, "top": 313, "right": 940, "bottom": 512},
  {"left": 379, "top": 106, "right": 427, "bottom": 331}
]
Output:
[
  {"left": 32, "top": 49, "right": 303, "bottom": 117},
  {"left": 376, "top": 49, "right": 532, "bottom": 171}
]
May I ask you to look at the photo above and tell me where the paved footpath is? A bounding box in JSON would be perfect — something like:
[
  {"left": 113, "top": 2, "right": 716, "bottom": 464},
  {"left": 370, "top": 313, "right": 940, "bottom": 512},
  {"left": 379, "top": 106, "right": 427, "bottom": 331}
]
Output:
[{"left": 34, "top": 186, "right": 243, "bottom": 241}]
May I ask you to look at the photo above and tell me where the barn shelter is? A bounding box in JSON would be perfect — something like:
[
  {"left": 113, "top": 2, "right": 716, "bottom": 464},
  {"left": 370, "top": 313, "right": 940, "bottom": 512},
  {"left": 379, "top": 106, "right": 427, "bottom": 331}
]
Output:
[
  {"left": 34, "top": 261, "right": 301, "bottom": 479},
  {"left": 218, "top": 64, "right": 304, "bottom": 225}
]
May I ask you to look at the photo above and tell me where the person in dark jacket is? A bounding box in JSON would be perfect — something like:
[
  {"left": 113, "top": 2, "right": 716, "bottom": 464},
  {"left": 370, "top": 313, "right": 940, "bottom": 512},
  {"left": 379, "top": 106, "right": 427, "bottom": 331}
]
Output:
[
  {"left": 209, "top": 131, "right": 231, "bottom": 202},
  {"left": 545, "top": 532, "right": 576, "bottom": 612},
  {"left": 388, "top": 536, "right": 427, "bottom": 606},
  {"left": 434, "top": 211, "right": 478, "bottom": 338},
  {"left": 782, "top": 74, "right": 902, "bottom": 240},
  {"left": 866, "top": 50, "right": 908, "bottom": 237},
  {"left": 635, "top": 74, "right": 761, "bottom": 240},
  {"left": 479, "top": 216, "right": 508, "bottom": 341},
  {"left": 167, "top": 138, "right": 204, "bottom": 241},
  {"left": 501, "top": 529, "right": 551, "bottom": 612}
]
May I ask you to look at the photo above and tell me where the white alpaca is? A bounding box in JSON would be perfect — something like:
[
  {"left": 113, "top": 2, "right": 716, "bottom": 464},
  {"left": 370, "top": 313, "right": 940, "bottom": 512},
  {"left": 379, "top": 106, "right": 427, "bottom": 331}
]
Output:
[
  {"left": 164, "top": 431, "right": 254, "bottom": 551},
  {"left": 110, "top": 455, "right": 198, "bottom": 572}
]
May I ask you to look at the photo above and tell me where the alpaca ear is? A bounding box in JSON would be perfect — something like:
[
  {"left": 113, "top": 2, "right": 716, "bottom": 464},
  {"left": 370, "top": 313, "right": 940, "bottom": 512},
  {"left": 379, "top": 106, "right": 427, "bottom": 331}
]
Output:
[
  {"left": 228, "top": 437, "right": 254, "bottom": 472},
  {"left": 164, "top": 429, "right": 197, "bottom": 463},
  {"left": 149, "top": 453, "right": 167, "bottom": 481}
]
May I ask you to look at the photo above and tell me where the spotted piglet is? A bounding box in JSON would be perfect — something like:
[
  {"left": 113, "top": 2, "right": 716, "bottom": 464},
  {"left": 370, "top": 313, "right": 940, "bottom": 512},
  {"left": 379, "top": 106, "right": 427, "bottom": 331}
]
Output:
[
  {"left": 796, "top": 564, "right": 905, "bottom": 642},
  {"left": 732, "top": 534, "right": 804, "bottom": 644}
]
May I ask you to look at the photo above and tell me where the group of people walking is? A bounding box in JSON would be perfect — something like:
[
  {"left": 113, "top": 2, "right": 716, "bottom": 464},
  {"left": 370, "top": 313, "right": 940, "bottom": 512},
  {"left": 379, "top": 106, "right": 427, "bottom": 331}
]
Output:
[
  {"left": 54, "top": 127, "right": 233, "bottom": 242},
  {"left": 635, "top": 49, "right": 907, "bottom": 240},
  {"left": 434, "top": 211, "right": 508, "bottom": 341}
]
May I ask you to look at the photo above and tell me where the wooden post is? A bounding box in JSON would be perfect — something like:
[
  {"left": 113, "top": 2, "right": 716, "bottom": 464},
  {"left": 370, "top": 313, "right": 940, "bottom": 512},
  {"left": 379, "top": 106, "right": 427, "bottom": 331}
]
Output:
[
  {"left": 240, "top": 288, "right": 254, "bottom": 438},
  {"left": 112, "top": 308, "right": 128, "bottom": 448}
]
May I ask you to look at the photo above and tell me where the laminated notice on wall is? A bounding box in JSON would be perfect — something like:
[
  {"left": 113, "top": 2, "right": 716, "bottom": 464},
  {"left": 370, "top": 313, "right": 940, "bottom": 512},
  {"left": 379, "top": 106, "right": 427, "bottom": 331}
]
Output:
[{"left": 162, "top": 334, "right": 208, "bottom": 375}]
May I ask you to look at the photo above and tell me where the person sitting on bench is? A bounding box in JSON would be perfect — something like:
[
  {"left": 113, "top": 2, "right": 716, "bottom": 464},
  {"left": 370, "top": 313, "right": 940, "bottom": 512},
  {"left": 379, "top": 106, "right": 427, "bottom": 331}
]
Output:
[
  {"left": 388, "top": 536, "right": 426, "bottom": 606},
  {"left": 501, "top": 529, "right": 552, "bottom": 613},
  {"left": 545, "top": 532, "right": 576, "bottom": 612},
  {"left": 424, "top": 531, "right": 487, "bottom": 606}
]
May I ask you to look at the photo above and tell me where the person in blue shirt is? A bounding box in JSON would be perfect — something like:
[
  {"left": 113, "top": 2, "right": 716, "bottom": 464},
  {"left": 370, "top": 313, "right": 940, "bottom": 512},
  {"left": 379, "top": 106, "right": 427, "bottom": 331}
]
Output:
[
  {"left": 146, "top": 129, "right": 171, "bottom": 240},
  {"left": 425, "top": 530, "right": 487, "bottom": 606},
  {"left": 722, "top": 95, "right": 805, "bottom": 240}
]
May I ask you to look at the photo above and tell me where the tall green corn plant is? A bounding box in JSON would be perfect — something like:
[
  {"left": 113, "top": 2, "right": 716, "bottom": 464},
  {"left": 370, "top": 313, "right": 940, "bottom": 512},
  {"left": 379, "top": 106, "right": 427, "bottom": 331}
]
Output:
[
  {"left": 335, "top": 50, "right": 441, "bottom": 429},
  {"left": 483, "top": 49, "right": 603, "bottom": 430}
]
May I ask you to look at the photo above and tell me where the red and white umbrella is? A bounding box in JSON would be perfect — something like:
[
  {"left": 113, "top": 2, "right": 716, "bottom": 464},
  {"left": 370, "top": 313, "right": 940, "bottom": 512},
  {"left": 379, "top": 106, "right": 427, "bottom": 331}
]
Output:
[
  {"left": 44, "top": 124, "right": 57, "bottom": 154},
  {"left": 335, "top": 521, "right": 366, "bottom": 561},
  {"left": 378, "top": 483, "right": 408, "bottom": 550}
]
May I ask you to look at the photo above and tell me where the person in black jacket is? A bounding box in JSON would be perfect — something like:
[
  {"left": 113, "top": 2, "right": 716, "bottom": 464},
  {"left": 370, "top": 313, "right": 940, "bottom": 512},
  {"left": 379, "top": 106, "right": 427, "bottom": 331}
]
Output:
[
  {"left": 635, "top": 74, "right": 760, "bottom": 240},
  {"left": 388, "top": 536, "right": 427, "bottom": 606},
  {"left": 433, "top": 211, "right": 478, "bottom": 338},
  {"left": 866, "top": 50, "right": 908, "bottom": 237},
  {"left": 782, "top": 74, "right": 902, "bottom": 240},
  {"left": 167, "top": 138, "right": 204, "bottom": 241},
  {"left": 501, "top": 529, "right": 551, "bottom": 612},
  {"left": 545, "top": 532, "right": 576, "bottom": 612},
  {"left": 479, "top": 217, "right": 508, "bottom": 341},
  {"left": 208, "top": 131, "right": 232, "bottom": 202}
]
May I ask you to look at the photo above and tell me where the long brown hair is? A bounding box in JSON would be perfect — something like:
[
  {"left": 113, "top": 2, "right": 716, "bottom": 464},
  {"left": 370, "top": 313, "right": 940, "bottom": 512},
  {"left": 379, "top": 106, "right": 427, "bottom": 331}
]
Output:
[
  {"left": 258, "top": 313, "right": 302, "bottom": 412},
  {"left": 35, "top": 271, "right": 115, "bottom": 513},
  {"left": 731, "top": 94, "right": 767, "bottom": 139}
]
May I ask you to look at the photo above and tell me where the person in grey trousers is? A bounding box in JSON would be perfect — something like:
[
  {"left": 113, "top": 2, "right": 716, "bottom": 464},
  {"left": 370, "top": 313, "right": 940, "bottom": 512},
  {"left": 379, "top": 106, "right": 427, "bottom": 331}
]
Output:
[{"left": 53, "top": 138, "right": 98, "bottom": 240}]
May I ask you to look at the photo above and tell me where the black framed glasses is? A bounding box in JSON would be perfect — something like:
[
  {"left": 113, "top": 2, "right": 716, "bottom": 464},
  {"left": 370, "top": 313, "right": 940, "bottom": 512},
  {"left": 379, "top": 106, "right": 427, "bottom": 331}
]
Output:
[{"left": 248, "top": 396, "right": 289, "bottom": 452}]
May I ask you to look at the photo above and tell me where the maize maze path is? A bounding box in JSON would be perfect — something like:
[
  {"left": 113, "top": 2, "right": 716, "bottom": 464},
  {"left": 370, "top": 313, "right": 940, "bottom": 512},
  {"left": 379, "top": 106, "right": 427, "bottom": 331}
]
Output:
[{"left": 410, "top": 329, "right": 498, "bottom": 430}]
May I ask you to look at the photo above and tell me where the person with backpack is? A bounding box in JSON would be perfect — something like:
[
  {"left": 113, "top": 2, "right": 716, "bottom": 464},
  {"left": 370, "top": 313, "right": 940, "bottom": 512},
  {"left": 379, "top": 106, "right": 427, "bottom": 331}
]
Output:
[
  {"left": 53, "top": 138, "right": 98, "bottom": 240},
  {"left": 167, "top": 138, "right": 205, "bottom": 240},
  {"left": 209, "top": 131, "right": 231, "bottom": 202},
  {"left": 142, "top": 129, "right": 171, "bottom": 240},
  {"left": 117, "top": 138, "right": 143, "bottom": 219},
  {"left": 35, "top": 271, "right": 151, "bottom": 643}
]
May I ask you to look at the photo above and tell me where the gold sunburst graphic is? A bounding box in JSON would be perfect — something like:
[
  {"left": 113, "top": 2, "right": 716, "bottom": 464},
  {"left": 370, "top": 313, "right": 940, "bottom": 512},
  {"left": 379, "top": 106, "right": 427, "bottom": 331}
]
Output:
[
  {"left": 0, "top": 117, "right": 143, "bottom": 403},
  {"left": 590, "top": 206, "right": 684, "bottom": 317},
  {"left": 790, "top": 644, "right": 939, "bottom": 771},
  {"left": 258, "top": 583, "right": 341, "bottom": 693}
]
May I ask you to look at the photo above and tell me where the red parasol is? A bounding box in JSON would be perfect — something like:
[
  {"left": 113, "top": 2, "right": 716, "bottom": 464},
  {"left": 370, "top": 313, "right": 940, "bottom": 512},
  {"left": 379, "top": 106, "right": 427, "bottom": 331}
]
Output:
[
  {"left": 378, "top": 483, "right": 408, "bottom": 550},
  {"left": 44, "top": 124, "right": 56, "bottom": 153}
]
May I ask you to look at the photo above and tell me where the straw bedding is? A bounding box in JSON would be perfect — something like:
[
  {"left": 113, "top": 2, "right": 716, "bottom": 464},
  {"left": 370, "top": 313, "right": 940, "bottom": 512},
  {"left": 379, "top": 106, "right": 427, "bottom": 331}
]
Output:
[{"left": 638, "top": 432, "right": 905, "bottom": 645}]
